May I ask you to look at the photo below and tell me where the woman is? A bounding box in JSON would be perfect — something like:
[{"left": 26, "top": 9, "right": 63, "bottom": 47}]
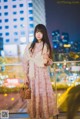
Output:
[{"left": 23, "top": 24, "right": 58, "bottom": 119}]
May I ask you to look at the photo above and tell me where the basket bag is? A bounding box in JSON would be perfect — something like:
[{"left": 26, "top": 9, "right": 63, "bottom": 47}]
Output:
[{"left": 20, "top": 83, "right": 31, "bottom": 99}]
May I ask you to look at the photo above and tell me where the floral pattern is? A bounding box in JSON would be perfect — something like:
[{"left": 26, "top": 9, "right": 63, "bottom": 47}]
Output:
[{"left": 23, "top": 42, "right": 58, "bottom": 119}]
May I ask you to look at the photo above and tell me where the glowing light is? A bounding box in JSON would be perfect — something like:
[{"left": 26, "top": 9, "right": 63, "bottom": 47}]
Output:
[
  {"left": 63, "top": 60, "right": 66, "bottom": 65},
  {"left": 57, "top": 86, "right": 73, "bottom": 108},
  {"left": 57, "top": 63, "right": 60, "bottom": 66},
  {"left": 75, "top": 82, "right": 79, "bottom": 86},
  {"left": 4, "top": 93, "right": 8, "bottom": 97},
  {"left": 58, "top": 93, "right": 61, "bottom": 96},
  {"left": 64, "top": 44, "right": 71, "bottom": 47},
  {"left": 51, "top": 82, "right": 54, "bottom": 85},
  {"left": 70, "top": 41, "right": 73, "bottom": 44},
  {"left": 7, "top": 79, "right": 18, "bottom": 83},
  {"left": 54, "top": 45, "right": 57, "bottom": 48},
  {"left": 52, "top": 33, "right": 54, "bottom": 35},
  {"left": 3, "top": 78, "right": 20, "bottom": 88},
  {"left": 29, "top": 34, "right": 34, "bottom": 42},
  {"left": 20, "top": 37, "right": 26, "bottom": 43},
  {"left": 66, "top": 68, "right": 69, "bottom": 70},
  {"left": 11, "top": 98, "right": 15, "bottom": 101}
]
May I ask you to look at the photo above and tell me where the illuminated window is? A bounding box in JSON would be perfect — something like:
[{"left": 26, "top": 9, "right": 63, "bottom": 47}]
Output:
[
  {"left": 0, "top": 19, "right": 2, "bottom": 23},
  {"left": 13, "top": 5, "right": 17, "bottom": 8},
  {"left": 5, "top": 26, "right": 9, "bottom": 29},
  {"left": 4, "top": 12, "right": 8, "bottom": 16},
  {"left": 20, "top": 24, "right": 25, "bottom": 28},
  {"left": 20, "top": 17, "right": 24, "bottom": 21},
  {"left": 29, "top": 10, "right": 33, "bottom": 14},
  {"left": 29, "top": 34, "right": 34, "bottom": 42},
  {"left": 0, "top": 26, "right": 2, "bottom": 29},
  {"left": 14, "top": 32, "right": 18, "bottom": 35},
  {"left": 19, "top": 4, "right": 24, "bottom": 7},
  {"left": 28, "top": 3, "right": 33, "bottom": 7},
  {"left": 14, "top": 25, "right": 17, "bottom": 28},
  {"left": 13, "top": 11, "right": 17, "bottom": 15},
  {"left": 6, "top": 39, "right": 10, "bottom": 42},
  {"left": 0, "top": 33, "right": 2, "bottom": 36},
  {"left": 4, "top": 5, "right": 8, "bottom": 9},
  {"left": 21, "top": 31, "right": 25, "bottom": 35},
  {"left": 5, "top": 32, "right": 9, "bottom": 36},
  {"left": 13, "top": 18, "right": 17, "bottom": 21},
  {"left": 4, "top": 0, "right": 8, "bottom": 2},
  {"left": 5, "top": 19, "right": 9, "bottom": 22},
  {"left": 20, "top": 10, "right": 24, "bottom": 14},
  {"left": 29, "top": 30, "right": 34, "bottom": 34},
  {"left": 29, "top": 17, "right": 33, "bottom": 21},
  {"left": 20, "top": 37, "right": 26, "bottom": 43},
  {"left": 29, "top": 24, "right": 34, "bottom": 28}
]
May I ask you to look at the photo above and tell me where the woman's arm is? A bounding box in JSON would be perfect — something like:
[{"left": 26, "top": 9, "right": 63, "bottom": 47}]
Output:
[
  {"left": 43, "top": 53, "right": 53, "bottom": 66},
  {"left": 43, "top": 44, "right": 53, "bottom": 66},
  {"left": 22, "top": 44, "right": 30, "bottom": 84}
]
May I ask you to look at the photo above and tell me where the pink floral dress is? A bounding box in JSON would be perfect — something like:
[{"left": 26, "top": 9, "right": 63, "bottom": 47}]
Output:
[{"left": 23, "top": 42, "right": 58, "bottom": 119}]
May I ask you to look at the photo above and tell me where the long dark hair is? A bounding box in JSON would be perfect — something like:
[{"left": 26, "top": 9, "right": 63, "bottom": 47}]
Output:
[{"left": 29, "top": 24, "right": 52, "bottom": 58}]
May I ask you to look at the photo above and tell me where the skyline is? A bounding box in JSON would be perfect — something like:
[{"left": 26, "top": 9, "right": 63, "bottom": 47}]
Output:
[{"left": 45, "top": 0, "right": 80, "bottom": 42}]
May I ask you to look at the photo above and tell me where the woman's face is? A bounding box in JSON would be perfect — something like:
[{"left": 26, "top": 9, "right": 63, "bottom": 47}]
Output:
[{"left": 35, "top": 31, "right": 43, "bottom": 42}]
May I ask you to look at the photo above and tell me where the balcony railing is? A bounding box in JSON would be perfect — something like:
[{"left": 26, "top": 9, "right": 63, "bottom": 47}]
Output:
[{"left": 0, "top": 60, "right": 80, "bottom": 113}]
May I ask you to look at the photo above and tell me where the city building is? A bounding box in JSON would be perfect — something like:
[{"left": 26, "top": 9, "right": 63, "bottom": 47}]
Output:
[
  {"left": 61, "top": 32, "right": 69, "bottom": 45},
  {"left": 0, "top": 37, "right": 3, "bottom": 56},
  {"left": 52, "top": 30, "right": 60, "bottom": 49},
  {"left": 52, "top": 31, "right": 71, "bottom": 53},
  {"left": 52, "top": 30, "right": 72, "bottom": 61},
  {"left": 61, "top": 32, "right": 70, "bottom": 53},
  {"left": 0, "top": 0, "right": 46, "bottom": 56}
]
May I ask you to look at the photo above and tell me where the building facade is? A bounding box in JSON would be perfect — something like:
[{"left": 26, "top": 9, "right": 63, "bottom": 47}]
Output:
[{"left": 0, "top": 0, "right": 46, "bottom": 56}]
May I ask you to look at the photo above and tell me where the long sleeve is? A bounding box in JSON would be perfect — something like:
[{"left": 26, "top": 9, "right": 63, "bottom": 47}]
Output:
[
  {"left": 33, "top": 44, "right": 53, "bottom": 68},
  {"left": 42, "top": 44, "right": 53, "bottom": 66},
  {"left": 22, "top": 46, "right": 29, "bottom": 75},
  {"left": 22, "top": 43, "right": 31, "bottom": 75}
]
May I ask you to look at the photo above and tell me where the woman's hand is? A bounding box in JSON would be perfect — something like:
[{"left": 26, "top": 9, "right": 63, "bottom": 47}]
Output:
[
  {"left": 43, "top": 53, "right": 53, "bottom": 66},
  {"left": 43, "top": 54, "right": 50, "bottom": 66},
  {"left": 43, "top": 54, "right": 49, "bottom": 61}
]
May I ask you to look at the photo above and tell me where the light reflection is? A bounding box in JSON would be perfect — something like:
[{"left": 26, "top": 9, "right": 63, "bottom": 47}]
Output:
[
  {"left": 4, "top": 93, "right": 8, "bottom": 97},
  {"left": 11, "top": 98, "right": 15, "bottom": 101}
]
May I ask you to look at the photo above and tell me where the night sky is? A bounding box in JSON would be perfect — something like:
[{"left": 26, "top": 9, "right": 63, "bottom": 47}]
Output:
[{"left": 45, "top": 0, "right": 80, "bottom": 42}]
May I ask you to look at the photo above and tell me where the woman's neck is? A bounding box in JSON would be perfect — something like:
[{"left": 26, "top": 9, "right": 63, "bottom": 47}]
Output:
[{"left": 37, "top": 40, "right": 42, "bottom": 43}]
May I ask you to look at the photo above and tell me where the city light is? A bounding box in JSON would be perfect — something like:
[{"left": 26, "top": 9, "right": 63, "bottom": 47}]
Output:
[
  {"left": 64, "top": 44, "right": 71, "bottom": 47},
  {"left": 20, "top": 37, "right": 26, "bottom": 43},
  {"left": 3, "top": 78, "right": 20, "bottom": 88},
  {"left": 11, "top": 98, "right": 15, "bottom": 101},
  {"left": 4, "top": 93, "right": 8, "bottom": 97}
]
